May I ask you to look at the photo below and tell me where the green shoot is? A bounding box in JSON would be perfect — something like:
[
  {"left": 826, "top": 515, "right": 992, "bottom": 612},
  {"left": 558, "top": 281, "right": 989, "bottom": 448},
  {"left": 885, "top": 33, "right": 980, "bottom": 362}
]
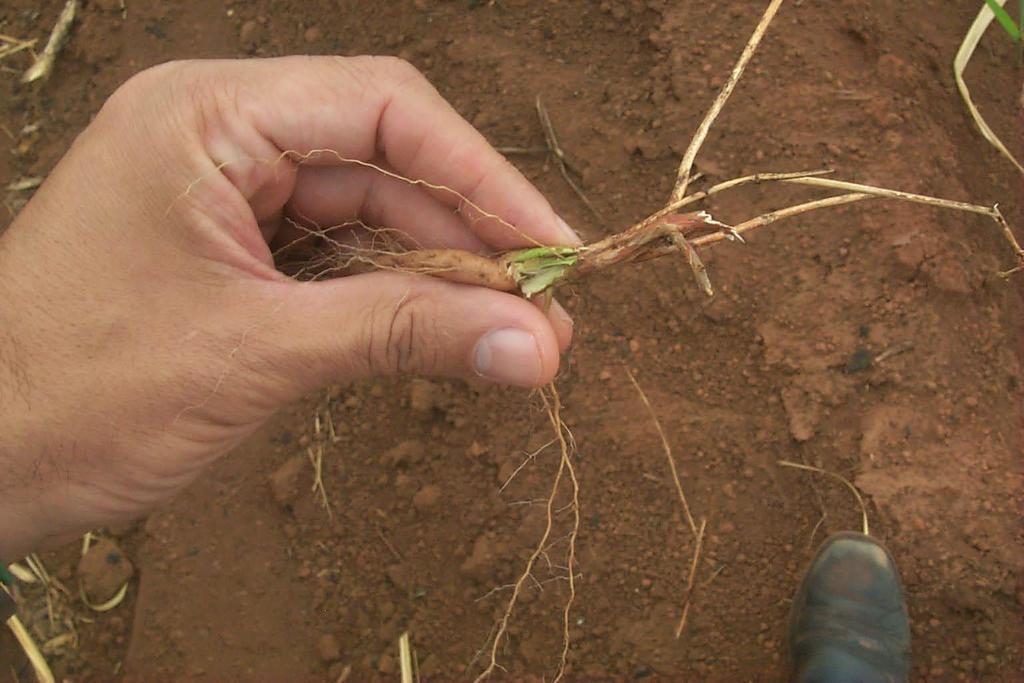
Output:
[
  {"left": 508, "top": 246, "right": 580, "bottom": 297},
  {"left": 985, "top": 0, "right": 1021, "bottom": 40}
]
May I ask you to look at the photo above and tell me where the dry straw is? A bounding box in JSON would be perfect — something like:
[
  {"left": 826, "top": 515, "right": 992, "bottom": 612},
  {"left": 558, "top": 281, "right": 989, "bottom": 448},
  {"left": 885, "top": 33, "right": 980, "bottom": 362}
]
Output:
[
  {"left": 21, "top": 0, "right": 78, "bottom": 84},
  {"left": 954, "top": 0, "right": 1023, "bottom": 175}
]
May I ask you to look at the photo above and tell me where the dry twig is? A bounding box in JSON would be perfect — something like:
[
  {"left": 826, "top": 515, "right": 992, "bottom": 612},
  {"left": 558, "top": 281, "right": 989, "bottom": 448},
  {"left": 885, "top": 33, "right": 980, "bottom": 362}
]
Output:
[
  {"left": 953, "top": 0, "right": 1023, "bottom": 175},
  {"left": 22, "top": 0, "right": 78, "bottom": 84},
  {"left": 0, "top": 35, "right": 37, "bottom": 63},
  {"left": 399, "top": 632, "right": 415, "bottom": 683},
  {"left": 535, "top": 97, "right": 604, "bottom": 221},
  {"left": 5, "top": 606, "right": 56, "bottom": 683},
  {"left": 671, "top": 0, "right": 786, "bottom": 201}
]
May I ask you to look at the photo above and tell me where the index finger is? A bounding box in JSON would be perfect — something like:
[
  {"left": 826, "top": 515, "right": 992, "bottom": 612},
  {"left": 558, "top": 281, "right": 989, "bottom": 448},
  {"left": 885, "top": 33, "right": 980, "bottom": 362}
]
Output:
[{"left": 228, "top": 55, "right": 582, "bottom": 250}]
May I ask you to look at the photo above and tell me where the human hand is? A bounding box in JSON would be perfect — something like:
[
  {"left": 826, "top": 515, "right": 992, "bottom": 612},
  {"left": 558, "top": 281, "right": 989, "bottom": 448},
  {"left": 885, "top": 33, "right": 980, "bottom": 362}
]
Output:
[{"left": 0, "top": 56, "right": 577, "bottom": 558}]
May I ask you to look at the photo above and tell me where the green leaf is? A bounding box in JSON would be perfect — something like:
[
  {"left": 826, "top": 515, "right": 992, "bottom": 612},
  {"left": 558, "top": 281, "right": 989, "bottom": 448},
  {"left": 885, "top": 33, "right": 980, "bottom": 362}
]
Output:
[
  {"left": 519, "top": 265, "right": 569, "bottom": 297},
  {"left": 509, "top": 246, "right": 578, "bottom": 263},
  {"left": 517, "top": 256, "right": 577, "bottom": 272},
  {"left": 985, "top": 0, "right": 1021, "bottom": 40}
]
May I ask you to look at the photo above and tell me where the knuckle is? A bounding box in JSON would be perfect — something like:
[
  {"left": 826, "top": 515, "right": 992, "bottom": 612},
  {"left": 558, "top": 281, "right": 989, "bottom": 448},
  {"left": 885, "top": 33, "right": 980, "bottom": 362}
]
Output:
[
  {"left": 318, "top": 55, "right": 424, "bottom": 97},
  {"left": 100, "top": 60, "right": 215, "bottom": 136},
  {"left": 365, "top": 55, "right": 431, "bottom": 99},
  {"left": 105, "top": 60, "right": 191, "bottom": 111},
  {"left": 372, "top": 55, "right": 423, "bottom": 83},
  {"left": 366, "top": 290, "right": 436, "bottom": 376}
]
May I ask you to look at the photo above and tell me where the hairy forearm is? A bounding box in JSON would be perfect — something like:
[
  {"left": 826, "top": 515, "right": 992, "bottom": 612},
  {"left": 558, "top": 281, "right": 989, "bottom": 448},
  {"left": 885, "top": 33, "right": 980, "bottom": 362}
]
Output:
[
  {"left": 0, "top": 281, "right": 38, "bottom": 559},
  {"left": 0, "top": 236, "right": 57, "bottom": 559}
]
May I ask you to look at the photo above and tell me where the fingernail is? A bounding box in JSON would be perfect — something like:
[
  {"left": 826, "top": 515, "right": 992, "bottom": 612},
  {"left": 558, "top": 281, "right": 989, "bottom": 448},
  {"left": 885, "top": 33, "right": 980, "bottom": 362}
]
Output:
[
  {"left": 473, "top": 328, "right": 544, "bottom": 387},
  {"left": 554, "top": 215, "right": 583, "bottom": 246}
]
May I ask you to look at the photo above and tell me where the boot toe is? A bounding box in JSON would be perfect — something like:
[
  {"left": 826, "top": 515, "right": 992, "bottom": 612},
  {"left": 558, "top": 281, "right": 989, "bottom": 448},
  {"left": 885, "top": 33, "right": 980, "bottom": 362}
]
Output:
[{"left": 790, "top": 533, "right": 911, "bottom": 683}]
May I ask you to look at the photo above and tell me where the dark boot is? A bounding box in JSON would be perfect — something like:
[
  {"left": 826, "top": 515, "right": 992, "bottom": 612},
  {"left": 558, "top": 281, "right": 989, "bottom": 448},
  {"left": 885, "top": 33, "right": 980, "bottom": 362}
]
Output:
[{"left": 789, "top": 532, "right": 911, "bottom": 683}]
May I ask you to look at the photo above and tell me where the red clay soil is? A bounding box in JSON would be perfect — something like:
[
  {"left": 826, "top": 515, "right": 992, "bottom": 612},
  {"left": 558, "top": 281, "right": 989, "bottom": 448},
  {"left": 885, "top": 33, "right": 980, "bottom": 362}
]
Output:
[{"left": 1, "top": 0, "right": 1022, "bottom": 680}]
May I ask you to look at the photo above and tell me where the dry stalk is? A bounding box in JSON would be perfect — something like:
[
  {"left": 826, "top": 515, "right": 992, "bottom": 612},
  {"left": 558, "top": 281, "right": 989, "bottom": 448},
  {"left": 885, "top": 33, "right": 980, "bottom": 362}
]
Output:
[
  {"left": 22, "top": 0, "right": 78, "bottom": 84},
  {"left": 694, "top": 194, "right": 869, "bottom": 246},
  {"left": 298, "top": 156, "right": 1024, "bottom": 298},
  {"left": 293, "top": 0, "right": 1019, "bottom": 292},
  {"left": 669, "top": 169, "right": 833, "bottom": 211},
  {"left": 307, "top": 427, "right": 331, "bottom": 517},
  {"left": 399, "top": 631, "right": 415, "bottom": 683},
  {"left": 0, "top": 35, "right": 37, "bottom": 62},
  {"left": 78, "top": 583, "right": 128, "bottom": 613},
  {"left": 671, "top": 0, "right": 787, "bottom": 201},
  {"left": 8, "top": 554, "right": 77, "bottom": 677},
  {"left": 5, "top": 606, "right": 56, "bottom": 683},
  {"left": 954, "top": 0, "right": 1024, "bottom": 175}
]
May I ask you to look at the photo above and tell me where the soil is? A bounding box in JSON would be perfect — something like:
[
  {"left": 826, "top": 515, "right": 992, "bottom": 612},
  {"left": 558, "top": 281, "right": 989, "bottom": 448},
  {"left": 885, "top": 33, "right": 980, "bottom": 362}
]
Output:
[{"left": 2, "top": 0, "right": 1023, "bottom": 680}]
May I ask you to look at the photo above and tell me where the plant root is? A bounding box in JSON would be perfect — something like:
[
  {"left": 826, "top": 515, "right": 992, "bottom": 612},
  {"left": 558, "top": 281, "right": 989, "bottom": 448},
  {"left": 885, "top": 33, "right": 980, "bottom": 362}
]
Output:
[
  {"left": 625, "top": 369, "right": 697, "bottom": 536},
  {"left": 473, "top": 384, "right": 580, "bottom": 683},
  {"left": 675, "top": 518, "right": 707, "bottom": 639},
  {"left": 778, "top": 460, "right": 869, "bottom": 536},
  {"left": 542, "top": 385, "right": 580, "bottom": 683}
]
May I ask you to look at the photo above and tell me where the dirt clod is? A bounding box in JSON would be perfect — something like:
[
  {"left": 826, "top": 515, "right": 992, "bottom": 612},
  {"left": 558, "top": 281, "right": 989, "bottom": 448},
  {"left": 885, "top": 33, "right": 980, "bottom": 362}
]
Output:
[
  {"left": 381, "top": 440, "right": 425, "bottom": 468},
  {"left": 409, "top": 379, "right": 443, "bottom": 416},
  {"left": 385, "top": 564, "right": 413, "bottom": 592},
  {"left": 318, "top": 633, "right": 341, "bottom": 662},
  {"left": 268, "top": 455, "right": 306, "bottom": 509},
  {"left": 78, "top": 539, "right": 133, "bottom": 603},
  {"left": 377, "top": 653, "right": 396, "bottom": 674},
  {"left": 304, "top": 26, "right": 322, "bottom": 43},
  {"left": 460, "top": 533, "right": 498, "bottom": 582},
  {"left": 412, "top": 484, "right": 442, "bottom": 512},
  {"left": 238, "top": 19, "right": 260, "bottom": 50}
]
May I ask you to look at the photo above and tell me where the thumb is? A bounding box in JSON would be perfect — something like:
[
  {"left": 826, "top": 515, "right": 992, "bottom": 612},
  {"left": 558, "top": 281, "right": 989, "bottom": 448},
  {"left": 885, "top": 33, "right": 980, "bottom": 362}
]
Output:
[{"left": 260, "top": 272, "right": 566, "bottom": 399}]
